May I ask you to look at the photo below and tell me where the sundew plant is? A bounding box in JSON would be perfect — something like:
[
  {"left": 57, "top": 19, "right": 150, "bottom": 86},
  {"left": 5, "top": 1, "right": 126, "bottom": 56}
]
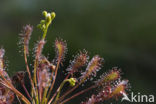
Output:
[{"left": 0, "top": 11, "right": 130, "bottom": 104}]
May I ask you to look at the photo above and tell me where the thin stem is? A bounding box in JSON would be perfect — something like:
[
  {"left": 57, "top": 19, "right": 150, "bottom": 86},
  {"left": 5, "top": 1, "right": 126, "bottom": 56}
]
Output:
[
  {"left": 16, "top": 95, "right": 22, "bottom": 104},
  {"left": 39, "top": 59, "right": 53, "bottom": 104},
  {"left": 24, "top": 46, "right": 36, "bottom": 97},
  {"left": 33, "top": 59, "right": 38, "bottom": 88},
  {"left": 48, "top": 73, "right": 70, "bottom": 104},
  {"left": 0, "top": 73, "right": 31, "bottom": 104},
  {"left": 42, "top": 22, "right": 50, "bottom": 40},
  {"left": 41, "top": 86, "right": 49, "bottom": 104},
  {"left": 58, "top": 76, "right": 87, "bottom": 102},
  {"left": 37, "top": 69, "right": 42, "bottom": 103},
  {"left": 58, "top": 83, "right": 80, "bottom": 103},
  {"left": 48, "top": 89, "right": 57, "bottom": 104},
  {"left": 21, "top": 82, "right": 32, "bottom": 101},
  {"left": 47, "top": 60, "right": 60, "bottom": 100},
  {"left": 33, "top": 59, "right": 39, "bottom": 104},
  {"left": 60, "top": 85, "right": 97, "bottom": 104},
  {"left": 42, "top": 26, "right": 48, "bottom": 40},
  {"left": 47, "top": 72, "right": 72, "bottom": 104},
  {"left": 53, "top": 79, "right": 70, "bottom": 104},
  {"left": 9, "top": 84, "right": 31, "bottom": 104},
  {"left": 64, "top": 71, "right": 72, "bottom": 80}
]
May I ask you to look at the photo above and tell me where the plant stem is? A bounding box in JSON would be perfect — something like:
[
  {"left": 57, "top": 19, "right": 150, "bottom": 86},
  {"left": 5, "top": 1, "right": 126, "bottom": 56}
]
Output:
[
  {"left": 48, "top": 70, "right": 73, "bottom": 104},
  {"left": 0, "top": 73, "right": 31, "bottom": 104},
  {"left": 58, "top": 83, "right": 80, "bottom": 102},
  {"left": 53, "top": 79, "right": 71, "bottom": 104},
  {"left": 24, "top": 46, "right": 36, "bottom": 97},
  {"left": 48, "top": 89, "right": 57, "bottom": 104},
  {"left": 41, "top": 86, "right": 49, "bottom": 104},
  {"left": 58, "top": 76, "right": 88, "bottom": 102},
  {"left": 33, "top": 59, "right": 39, "bottom": 104},
  {"left": 21, "top": 82, "right": 32, "bottom": 101},
  {"left": 48, "top": 72, "right": 71, "bottom": 104},
  {"left": 60, "top": 85, "right": 97, "bottom": 104},
  {"left": 47, "top": 60, "right": 60, "bottom": 100},
  {"left": 42, "top": 21, "right": 50, "bottom": 40}
]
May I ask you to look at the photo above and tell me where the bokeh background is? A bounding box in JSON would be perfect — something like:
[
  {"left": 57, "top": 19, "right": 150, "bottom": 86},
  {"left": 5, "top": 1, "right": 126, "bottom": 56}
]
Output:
[{"left": 0, "top": 0, "right": 156, "bottom": 104}]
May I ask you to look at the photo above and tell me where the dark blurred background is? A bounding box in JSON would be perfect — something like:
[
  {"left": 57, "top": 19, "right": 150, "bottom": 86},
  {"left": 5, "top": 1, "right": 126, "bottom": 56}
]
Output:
[{"left": 0, "top": 0, "right": 156, "bottom": 104}]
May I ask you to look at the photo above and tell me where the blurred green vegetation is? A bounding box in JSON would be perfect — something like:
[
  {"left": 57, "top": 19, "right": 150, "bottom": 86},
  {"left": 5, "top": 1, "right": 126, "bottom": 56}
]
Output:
[{"left": 0, "top": 0, "right": 156, "bottom": 103}]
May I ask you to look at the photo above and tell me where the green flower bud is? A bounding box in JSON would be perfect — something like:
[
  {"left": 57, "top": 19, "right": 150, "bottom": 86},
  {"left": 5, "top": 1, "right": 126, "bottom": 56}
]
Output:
[
  {"left": 42, "top": 11, "right": 47, "bottom": 17},
  {"left": 51, "top": 12, "right": 56, "bottom": 20},
  {"left": 42, "top": 24, "right": 46, "bottom": 30},
  {"left": 46, "top": 13, "right": 52, "bottom": 23},
  {"left": 40, "top": 20, "right": 45, "bottom": 24},
  {"left": 37, "top": 24, "right": 42, "bottom": 29},
  {"left": 68, "top": 78, "right": 76, "bottom": 87}
]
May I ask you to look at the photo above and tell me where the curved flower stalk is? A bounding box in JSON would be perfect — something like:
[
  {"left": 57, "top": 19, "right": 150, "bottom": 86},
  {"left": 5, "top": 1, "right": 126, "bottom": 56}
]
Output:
[{"left": 0, "top": 11, "right": 130, "bottom": 104}]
